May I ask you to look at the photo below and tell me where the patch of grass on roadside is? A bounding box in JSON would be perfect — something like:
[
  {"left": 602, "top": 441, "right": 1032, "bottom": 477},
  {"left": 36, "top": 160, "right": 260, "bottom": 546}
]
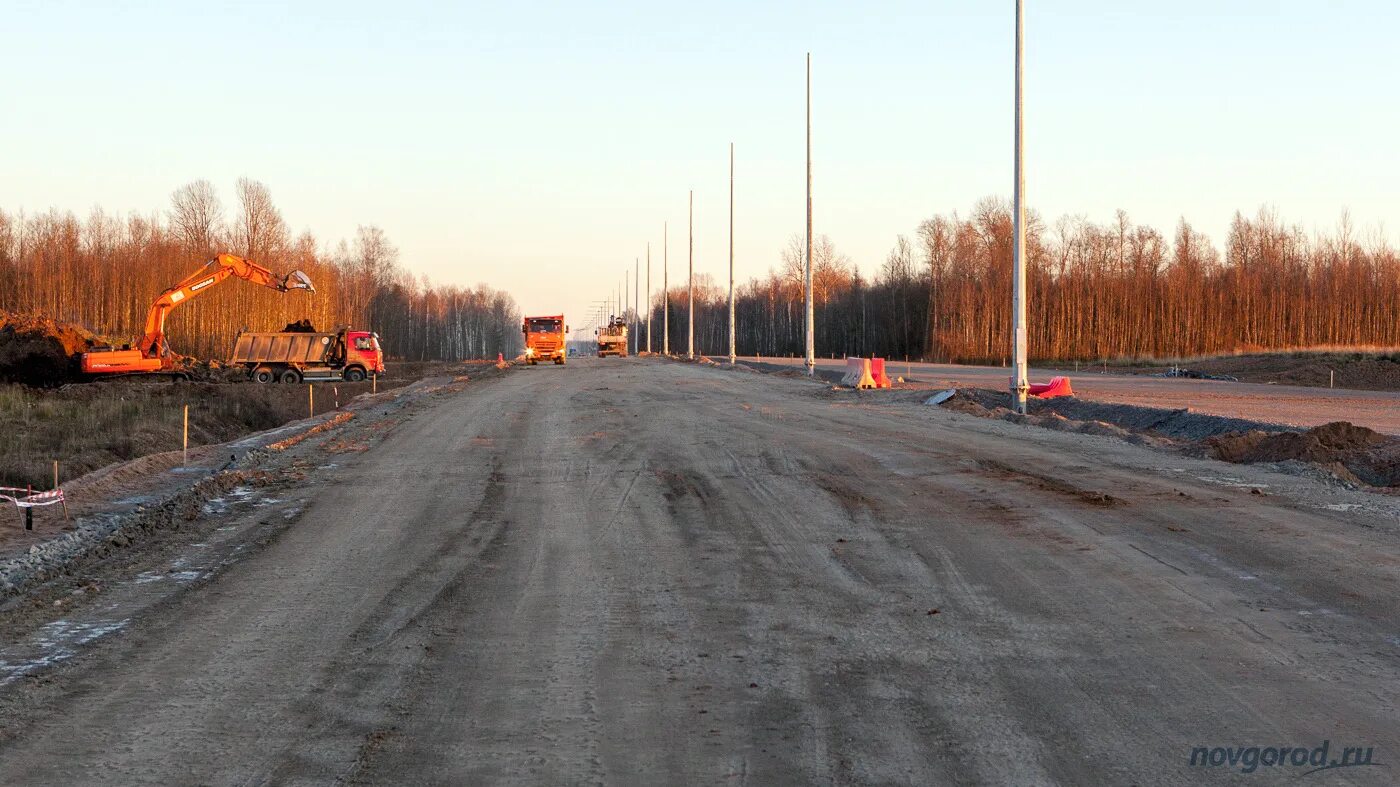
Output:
[
  {"left": 0, "top": 379, "right": 403, "bottom": 489},
  {"left": 1089, "top": 345, "right": 1400, "bottom": 368},
  {"left": 0, "top": 359, "right": 502, "bottom": 489}
]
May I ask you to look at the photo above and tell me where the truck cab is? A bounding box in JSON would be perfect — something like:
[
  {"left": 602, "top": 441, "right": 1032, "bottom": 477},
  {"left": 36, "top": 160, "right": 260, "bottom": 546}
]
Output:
[
  {"left": 522, "top": 315, "right": 567, "bottom": 365},
  {"left": 343, "top": 331, "right": 387, "bottom": 380}
]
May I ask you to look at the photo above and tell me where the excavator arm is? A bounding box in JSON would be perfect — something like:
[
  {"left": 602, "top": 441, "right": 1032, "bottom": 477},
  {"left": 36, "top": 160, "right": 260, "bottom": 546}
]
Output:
[
  {"left": 137, "top": 253, "right": 315, "bottom": 360},
  {"left": 82, "top": 253, "right": 314, "bottom": 375}
]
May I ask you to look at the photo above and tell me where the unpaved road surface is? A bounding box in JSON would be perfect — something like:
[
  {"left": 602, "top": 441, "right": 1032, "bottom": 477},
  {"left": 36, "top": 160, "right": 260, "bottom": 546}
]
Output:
[
  {"left": 747, "top": 356, "right": 1400, "bottom": 435},
  {"left": 0, "top": 359, "right": 1397, "bottom": 785}
]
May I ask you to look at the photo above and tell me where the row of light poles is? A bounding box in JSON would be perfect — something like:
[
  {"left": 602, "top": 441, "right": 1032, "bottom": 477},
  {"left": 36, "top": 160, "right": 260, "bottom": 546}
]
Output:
[
  {"left": 603, "top": 52, "right": 807, "bottom": 372},
  {"left": 600, "top": 3, "right": 1029, "bottom": 413}
]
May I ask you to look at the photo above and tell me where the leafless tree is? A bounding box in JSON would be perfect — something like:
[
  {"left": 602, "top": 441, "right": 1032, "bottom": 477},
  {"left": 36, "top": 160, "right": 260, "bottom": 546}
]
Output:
[
  {"left": 233, "top": 177, "right": 288, "bottom": 263},
  {"left": 169, "top": 180, "right": 223, "bottom": 256}
]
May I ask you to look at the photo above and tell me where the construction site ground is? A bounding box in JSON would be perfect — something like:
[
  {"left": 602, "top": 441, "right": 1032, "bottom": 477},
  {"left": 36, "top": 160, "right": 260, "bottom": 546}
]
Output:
[
  {"left": 1115, "top": 350, "right": 1400, "bottom": 392},
  {"left": 0, "top": 357, "right": 1396, "bottom": 784},
  {"left": 743, "top": 356, "right": 1400, "bottom": 436}
]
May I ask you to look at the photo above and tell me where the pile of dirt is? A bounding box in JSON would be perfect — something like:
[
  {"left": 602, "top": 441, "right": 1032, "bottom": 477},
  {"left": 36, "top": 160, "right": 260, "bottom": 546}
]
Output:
[
  {"left": 929, "top": 387, "right": 1400, "bottom": 488},
  {"left": 0, "top": 312, "right": 106, "bottom": 387},
  {"left": 938, "top": 391, "right": 998, "bottom": 418},
  {"left": 1206, "top": 422, "right": 1400, "bottom": 487},
  {"left": 281, "top": 319, "right": 318, "bottom": 333}
]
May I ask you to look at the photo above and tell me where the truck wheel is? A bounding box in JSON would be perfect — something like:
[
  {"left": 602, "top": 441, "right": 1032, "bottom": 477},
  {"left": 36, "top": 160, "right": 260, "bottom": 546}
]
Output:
[
  {"left": 252, "top": 367, "right": 275, "bottom": 384},
  {"left": 279, "top": 368, "right": 302, "bottom": 384},
  {"left": 344, "top": 367, "right": 366, "bottom": 382}
]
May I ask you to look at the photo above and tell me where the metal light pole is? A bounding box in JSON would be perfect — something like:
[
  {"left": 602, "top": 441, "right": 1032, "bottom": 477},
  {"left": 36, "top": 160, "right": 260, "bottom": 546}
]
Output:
[
  {"left": 1011, "top": 0, "right": 1030, "bottom": 413},
  {"left": 663, "top": 221, "right": 670, "bottom": 355},
  {"left": 688, "top": 189, "right": 695, "bottom": 360},
  {"left": 728, "top": 142, "right": 736, "bottom": 365},
  {"left": 646, "top": 243, "right": 652, "bottom": 353},
  {"left": 634, "top": 257, "right": 639, "bottom": 356},
  {"left": 804, "top": 52, "right": 815, "bottom": 377}
]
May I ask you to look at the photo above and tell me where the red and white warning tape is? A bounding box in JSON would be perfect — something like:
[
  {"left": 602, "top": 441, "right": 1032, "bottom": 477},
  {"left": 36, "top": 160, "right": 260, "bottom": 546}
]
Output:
[{"left": 0, "top": 487, "right": 66, "bottom": 509}]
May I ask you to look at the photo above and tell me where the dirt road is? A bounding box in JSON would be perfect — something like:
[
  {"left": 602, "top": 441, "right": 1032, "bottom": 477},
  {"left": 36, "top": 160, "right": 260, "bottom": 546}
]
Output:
[
  {"left": 746, "top": 356, "right": 1400, "bottom": 435},
  {"left": 0, "top": 359, "right": 1396, "bottom": 784}
]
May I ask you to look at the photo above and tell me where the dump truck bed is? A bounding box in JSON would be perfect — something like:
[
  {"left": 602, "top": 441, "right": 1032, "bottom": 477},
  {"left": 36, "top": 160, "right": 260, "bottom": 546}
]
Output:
[{"left": 231, "top": 332, "right": 337, "bottom": 365}]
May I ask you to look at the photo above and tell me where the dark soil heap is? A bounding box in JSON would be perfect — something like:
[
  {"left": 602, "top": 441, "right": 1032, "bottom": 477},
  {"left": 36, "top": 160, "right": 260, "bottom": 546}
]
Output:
[
  {"left": 281, "top": 319, "right": 318, "bottom": 333},
  {"left": 1207, "top": 422, "right": 1400, "bottom": 487},
  {"left": 928, "top": 386, "right": 1400, "bottom": 489},
  {"left": 0, "top": 312, "right": 106, "bottom": 387}
]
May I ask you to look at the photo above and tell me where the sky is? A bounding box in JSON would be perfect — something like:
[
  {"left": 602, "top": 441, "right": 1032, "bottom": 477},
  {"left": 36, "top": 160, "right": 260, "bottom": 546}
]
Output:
[{"left": 4, "top": 0, "right": 1397, "bottom": 330}]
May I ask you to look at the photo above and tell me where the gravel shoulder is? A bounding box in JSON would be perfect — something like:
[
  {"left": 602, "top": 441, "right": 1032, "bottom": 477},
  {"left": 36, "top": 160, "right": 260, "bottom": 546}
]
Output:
[{"left": 0, "top": 358, "right": 1395, "bottom": 785}]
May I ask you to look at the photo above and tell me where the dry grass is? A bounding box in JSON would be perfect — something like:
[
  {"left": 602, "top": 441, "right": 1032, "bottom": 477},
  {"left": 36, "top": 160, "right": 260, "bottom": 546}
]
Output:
[
  {"left": 0, "top": 359, "right": 496, "bottom": 488},
  {"left": 0, "top": 378, "right": 402, "bottom": 488}
]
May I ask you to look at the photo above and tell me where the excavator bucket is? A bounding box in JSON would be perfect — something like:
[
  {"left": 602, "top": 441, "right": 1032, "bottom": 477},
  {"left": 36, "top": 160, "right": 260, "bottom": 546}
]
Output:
[{"left": 284, "top": 270, "right": 315, "bottom": 293}]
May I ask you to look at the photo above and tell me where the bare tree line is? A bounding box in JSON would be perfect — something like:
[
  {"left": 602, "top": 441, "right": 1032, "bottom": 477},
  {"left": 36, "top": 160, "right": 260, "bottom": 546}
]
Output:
[
  {"left": 644, "top": 199, "right": 1400, "bottom": 362},
  {"left": 0, "top": 179, "right": 523, "bottom": 362}
]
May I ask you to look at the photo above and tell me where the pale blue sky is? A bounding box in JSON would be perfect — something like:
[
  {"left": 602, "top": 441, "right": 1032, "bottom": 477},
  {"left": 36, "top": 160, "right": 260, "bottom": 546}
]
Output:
[{"left": 4, "top": 1, "right": 1396, "bottom": 325}]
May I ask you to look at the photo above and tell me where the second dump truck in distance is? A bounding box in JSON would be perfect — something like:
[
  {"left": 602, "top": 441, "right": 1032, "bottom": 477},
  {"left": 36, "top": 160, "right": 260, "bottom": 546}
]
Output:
[{"left": 231, "top": 326, "right": 386, "bottom": 383}]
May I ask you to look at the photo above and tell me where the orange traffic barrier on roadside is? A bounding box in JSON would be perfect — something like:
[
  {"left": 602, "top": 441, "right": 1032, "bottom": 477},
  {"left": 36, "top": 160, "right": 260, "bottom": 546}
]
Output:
[
  {"left": 869, "top": 358, "right": 892, "bottom": 389},
  {"left": 1029, "top": 376, "right": 1074, "bottom": 398}
]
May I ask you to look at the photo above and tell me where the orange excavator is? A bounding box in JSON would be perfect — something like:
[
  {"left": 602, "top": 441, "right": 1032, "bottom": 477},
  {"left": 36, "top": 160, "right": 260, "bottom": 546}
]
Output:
[{"left": 81, "top": 253, "right": 315, "bottom": 376}]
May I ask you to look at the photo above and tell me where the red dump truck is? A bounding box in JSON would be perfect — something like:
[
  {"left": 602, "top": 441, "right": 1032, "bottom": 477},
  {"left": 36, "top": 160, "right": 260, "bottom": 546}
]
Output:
[{"left": 231, "top": 327, "right": 386, "bottom": 383}]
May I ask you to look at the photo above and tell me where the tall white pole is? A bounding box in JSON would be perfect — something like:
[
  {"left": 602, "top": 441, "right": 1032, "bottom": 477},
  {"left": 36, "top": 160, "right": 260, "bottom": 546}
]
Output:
[
  {"left": 646, "top": 243, "right": 652, "bottom": 353},
  {"left": 728, "top": 142, "right": 736, "bottom": 365},
  {"left": 804, "top": 52, "right": 815, "bottom": 377},
  {"left": 634, "top": 257, "right": 639, "bottom": 356},
  {"left": 687, "top": 189, "right": 695, "bottom": 360},
  {"left": 663, "top": 222, "right": 670, "bottom": 355},
  {"left": 1012, "top": 0, "right": 1030, "bottom": 413}
]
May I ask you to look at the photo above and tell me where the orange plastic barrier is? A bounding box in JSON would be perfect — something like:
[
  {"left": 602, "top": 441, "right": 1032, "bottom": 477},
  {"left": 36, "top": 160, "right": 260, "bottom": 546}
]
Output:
[
  {"left": 1029, "top": 376, "right": 1074, "bottom": 398},
  {"left": 869, "top": 358, "right": 892, "bottom": 389}
]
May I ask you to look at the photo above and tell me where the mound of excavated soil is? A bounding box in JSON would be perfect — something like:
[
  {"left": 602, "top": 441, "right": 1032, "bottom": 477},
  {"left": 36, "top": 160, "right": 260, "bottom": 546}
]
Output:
[
  {"left": 0, "top": 312, "right": 105, "bottom": 386},
  {"left": 1207, "top": 422, "right": 1400, "bottom": 487},
  {"left": 282, "top": 319, "right": 318, "bottom": 333},
  {"left": 929, "top": 386, "right": 1400, "bottom": 488}
]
